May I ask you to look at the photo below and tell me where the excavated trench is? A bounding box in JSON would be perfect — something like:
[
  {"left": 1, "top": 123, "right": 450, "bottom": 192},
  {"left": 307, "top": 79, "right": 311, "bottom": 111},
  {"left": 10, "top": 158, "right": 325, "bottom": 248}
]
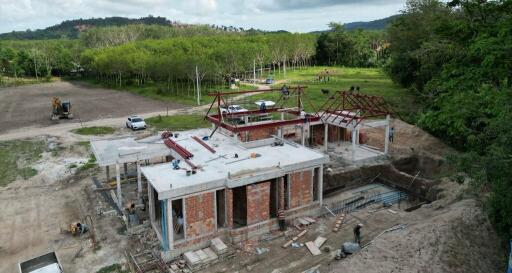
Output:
[{"left": 323, "top": 153, "right": 447, "bottom": 208}]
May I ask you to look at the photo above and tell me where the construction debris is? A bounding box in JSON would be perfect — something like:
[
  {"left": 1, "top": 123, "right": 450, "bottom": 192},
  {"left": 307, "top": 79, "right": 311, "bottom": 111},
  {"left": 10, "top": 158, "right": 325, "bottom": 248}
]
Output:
[{"left": 282, "top": 229, "right": 308, "bottom": 248}]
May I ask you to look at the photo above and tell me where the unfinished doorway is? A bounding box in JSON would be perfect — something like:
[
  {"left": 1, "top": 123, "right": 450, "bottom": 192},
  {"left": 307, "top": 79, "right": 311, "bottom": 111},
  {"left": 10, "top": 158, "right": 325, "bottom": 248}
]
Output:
[
  {"left": 216, "top": 189, "right": 226, "bottom": 228},
  {"left": 269, "top": 179, "right": 278, "bottom": 218},
  {"left": 232, "top": 186, "right": 247, "bottom": 227},
  {"left": 284, "top": 175, "right": 290, "bottom": 210},
  {"left": 171, "top": 199, "right": 184, "bottom": 241}
]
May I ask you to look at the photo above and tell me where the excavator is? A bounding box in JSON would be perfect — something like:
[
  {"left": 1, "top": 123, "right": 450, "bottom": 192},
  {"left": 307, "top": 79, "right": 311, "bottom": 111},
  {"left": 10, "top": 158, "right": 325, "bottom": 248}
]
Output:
[{"left": 51, "top": 97, "right": 73, "bottom": 120}]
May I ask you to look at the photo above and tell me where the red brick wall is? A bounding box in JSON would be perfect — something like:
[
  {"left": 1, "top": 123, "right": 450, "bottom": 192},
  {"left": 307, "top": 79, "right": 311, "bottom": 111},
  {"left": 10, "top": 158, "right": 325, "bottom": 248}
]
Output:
[
  {"left": 184, "top": 192, "right": 215, "bottom": 238},
  {"left": 289, "top": 170, "right": 313, "bottom": 209},
  {"left": 246, "top": 182, "right": 270, "bottom": 225},
  {"left": 226, "top": 189, "right": 233, "bottom": 228},
  {"left": 244, "top": 127, "right": 277, "bottom": 142}
]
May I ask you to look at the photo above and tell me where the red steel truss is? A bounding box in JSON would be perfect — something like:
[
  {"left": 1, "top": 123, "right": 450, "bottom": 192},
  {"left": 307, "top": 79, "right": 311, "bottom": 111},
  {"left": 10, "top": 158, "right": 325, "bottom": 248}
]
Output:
[
  {"left": 318, "top": 91, "right": 395, "bottom": 128},
  {"left": 205, "top": 86, "right": 319, "bottom": 134}
]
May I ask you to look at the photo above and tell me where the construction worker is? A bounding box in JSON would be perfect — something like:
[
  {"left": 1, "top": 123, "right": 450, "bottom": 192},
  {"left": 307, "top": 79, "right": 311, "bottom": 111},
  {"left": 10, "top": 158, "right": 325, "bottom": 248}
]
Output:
[
  {"left": 278, "top": 209, "right": 286, "bottom": 231},
  {"left": 353, "top": 223, "right": 363, "bottom": 245},
  {"left": 76, "top": 222, "right": 89, "bottom": 235},
  {"left": 389, "top": 127, "right": 395, "bottom": 143},
  {"left": 281, "top": 85, "right": 289, "bottom": 97}
]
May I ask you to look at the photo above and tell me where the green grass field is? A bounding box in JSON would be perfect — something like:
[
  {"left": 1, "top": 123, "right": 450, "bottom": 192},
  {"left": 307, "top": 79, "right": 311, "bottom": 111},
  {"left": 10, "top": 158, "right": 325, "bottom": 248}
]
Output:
[
  {"left": 145, "top": 114, "right": 210, "bottom": 130},
  {"left": 71, "top": 126, "right": 116, "bottom": 135},
  {"left": 254, "top": 66, "right": 417, "bottom": 119}
]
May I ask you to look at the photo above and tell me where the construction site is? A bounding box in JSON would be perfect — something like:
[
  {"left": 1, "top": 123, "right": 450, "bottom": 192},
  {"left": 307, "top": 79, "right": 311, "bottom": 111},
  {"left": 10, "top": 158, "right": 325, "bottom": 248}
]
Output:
[{"left": 0, "top": 84, "right": 504, "bottom": 273}]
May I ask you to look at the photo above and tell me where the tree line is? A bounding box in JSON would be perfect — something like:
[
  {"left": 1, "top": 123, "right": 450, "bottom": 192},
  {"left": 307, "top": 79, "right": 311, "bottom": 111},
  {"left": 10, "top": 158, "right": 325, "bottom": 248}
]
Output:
[{"left": 386, "top": 0, "right": 512, "bottom": 239}]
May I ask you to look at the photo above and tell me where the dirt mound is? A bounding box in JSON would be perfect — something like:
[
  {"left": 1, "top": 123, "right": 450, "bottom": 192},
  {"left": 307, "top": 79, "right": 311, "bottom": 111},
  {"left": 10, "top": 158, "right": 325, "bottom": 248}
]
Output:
[{"left": 328, "top": 180, "right": 505, "bottom": 273}]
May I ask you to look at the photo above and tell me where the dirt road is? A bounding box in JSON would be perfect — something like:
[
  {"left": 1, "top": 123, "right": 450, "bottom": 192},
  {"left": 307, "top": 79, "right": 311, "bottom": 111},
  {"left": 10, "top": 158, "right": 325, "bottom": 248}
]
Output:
[{"left": 0, "top": 81, "right": 183, "bottom": 134}]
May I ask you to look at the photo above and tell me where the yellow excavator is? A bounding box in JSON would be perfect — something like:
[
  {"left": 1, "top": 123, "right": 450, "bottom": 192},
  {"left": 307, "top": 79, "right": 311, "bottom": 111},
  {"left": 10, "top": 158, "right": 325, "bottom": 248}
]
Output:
[{"left": 51, "top": 97, "right": 73, "bottom": 120}]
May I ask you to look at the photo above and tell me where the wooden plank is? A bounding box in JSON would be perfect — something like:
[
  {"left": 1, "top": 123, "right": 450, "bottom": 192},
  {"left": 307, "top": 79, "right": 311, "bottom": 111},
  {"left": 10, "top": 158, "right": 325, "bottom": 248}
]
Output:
[
  {"left": 314, "top": 236, "right": 327, "bottom": 248},
  {"left": 305, "top": 241, "right": 322, "bottom": 256}
]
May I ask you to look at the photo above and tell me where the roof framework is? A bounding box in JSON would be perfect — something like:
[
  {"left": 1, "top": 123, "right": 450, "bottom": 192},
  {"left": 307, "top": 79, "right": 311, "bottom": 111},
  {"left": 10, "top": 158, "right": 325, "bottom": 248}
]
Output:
[
  {"left": 318, "top": 91, "right": 395, "bottom": 128},
  {"left": 205, "top": 86, "right": 320, "bottom": 134}
]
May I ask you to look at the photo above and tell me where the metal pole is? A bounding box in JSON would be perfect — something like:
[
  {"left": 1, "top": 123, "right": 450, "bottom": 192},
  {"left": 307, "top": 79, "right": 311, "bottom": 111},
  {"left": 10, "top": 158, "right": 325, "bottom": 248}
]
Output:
[
  {"left": 196, "top": 66, "right": 200, "bottom": 106},
  {"left": 253, "top": 59, "right": 256, "bottom": 83}
]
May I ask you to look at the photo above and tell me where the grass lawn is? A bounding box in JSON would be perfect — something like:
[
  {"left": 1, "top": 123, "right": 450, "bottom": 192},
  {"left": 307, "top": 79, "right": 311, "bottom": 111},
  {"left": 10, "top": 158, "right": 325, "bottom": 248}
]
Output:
[
  {"left": 257, "top": 66, "right": 417, "bottom": 120},
  {"left": 0, "top": 76, "right": 60, "bottom": 87},
  {"left": 0, "top": 140, "right": 46, "bottom": 186},
  {"left": 146, "top": 114, "right": 210, "bottom": 131},
  {"left": 71, "top": 126, "right": 116, "bottom": 135}
]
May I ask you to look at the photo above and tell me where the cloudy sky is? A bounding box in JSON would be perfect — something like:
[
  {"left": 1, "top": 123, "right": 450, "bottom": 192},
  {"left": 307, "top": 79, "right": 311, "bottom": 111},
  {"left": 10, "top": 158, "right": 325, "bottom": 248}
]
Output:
[{"left": 0, "top": 0, "right": 407, "bottom": 34}]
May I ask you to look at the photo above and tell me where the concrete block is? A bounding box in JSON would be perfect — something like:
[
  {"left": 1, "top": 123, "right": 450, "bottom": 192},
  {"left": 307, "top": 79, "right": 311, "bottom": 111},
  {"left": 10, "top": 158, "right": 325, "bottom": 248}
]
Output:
[
  {"left": 203, "top": 247, "right": 218, "bottom": 261},
  {"left": 211, "top": 237, "right": 227, "bottom": 254},
  {"left": 184, "top": 251, "right": 201, "bottom": 266},
  {"left": 195, "top": 249, "right": 209, "bottom": 262}
]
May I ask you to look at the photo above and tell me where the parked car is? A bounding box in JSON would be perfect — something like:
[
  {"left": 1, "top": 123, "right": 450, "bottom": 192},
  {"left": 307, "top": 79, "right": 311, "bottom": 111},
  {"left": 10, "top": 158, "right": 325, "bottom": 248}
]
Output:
[
  {"left": 126, "top": 116, "right": 147, "bottom": 130},
  {"left": 219, "top": 105, "right": 248, "bottom": 115}
]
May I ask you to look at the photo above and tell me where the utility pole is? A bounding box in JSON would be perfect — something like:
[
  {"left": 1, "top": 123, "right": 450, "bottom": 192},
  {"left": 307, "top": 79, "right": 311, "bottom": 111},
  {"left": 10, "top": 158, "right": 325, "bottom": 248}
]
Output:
[{"left": 195, "top": 66, "right": 200, "bottom": 106}]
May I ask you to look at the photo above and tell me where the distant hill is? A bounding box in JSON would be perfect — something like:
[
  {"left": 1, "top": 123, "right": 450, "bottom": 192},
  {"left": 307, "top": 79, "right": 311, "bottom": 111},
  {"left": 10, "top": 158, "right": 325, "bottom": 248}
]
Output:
[
  {"left": 344, "top": 15, "right": 399, "bottom": 31},
  {"left": 311, "top": 15, "right": 400, "bottom": 33},
  {"left": 0, "top": 16, "right": 173, "bottom": 40}
]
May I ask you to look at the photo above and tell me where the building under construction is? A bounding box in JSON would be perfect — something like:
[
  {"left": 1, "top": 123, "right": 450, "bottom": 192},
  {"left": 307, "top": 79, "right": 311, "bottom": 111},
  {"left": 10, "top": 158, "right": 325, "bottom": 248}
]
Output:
[{"left": 90, "top": 86, "right": 395, "bottom": 260}]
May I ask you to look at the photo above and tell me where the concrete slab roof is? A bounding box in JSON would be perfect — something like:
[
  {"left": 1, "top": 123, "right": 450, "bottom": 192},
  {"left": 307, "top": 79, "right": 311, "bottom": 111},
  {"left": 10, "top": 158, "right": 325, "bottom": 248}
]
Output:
[
  {"left": 90, "top": 135, "right": 172, "bottom": 166},
  {"left": 141, "top": 128, "right": 328, "bottom": 200}
]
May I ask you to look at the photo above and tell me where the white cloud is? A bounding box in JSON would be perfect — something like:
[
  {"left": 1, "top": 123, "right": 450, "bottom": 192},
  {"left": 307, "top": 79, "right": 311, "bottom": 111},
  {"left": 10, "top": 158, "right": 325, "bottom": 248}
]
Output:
[{"left": 0, "top": 0, "right": 406, "bottom": 33}]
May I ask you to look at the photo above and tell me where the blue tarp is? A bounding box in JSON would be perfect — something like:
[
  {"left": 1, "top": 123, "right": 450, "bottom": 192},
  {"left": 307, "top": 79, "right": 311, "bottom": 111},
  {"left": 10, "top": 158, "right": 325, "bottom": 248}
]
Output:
[{"left": 508, "top": 240, "right": 512, "bottom": 273}]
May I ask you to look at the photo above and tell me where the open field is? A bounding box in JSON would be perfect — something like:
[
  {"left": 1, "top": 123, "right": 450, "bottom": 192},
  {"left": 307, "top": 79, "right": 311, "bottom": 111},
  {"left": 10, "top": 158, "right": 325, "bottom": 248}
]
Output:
[
  {"left": 0, "top": 81, "right": 183, "bottom": 133},
  {"left": 255, "top": 67, "right": 417, "bottom": 119}
]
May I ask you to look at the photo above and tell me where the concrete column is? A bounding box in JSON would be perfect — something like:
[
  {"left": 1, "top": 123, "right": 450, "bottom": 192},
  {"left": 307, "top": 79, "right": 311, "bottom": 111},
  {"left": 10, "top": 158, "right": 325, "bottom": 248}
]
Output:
[
  {"left": 278, "top": 177, "right": 285, "bottom": 210},
  {"left": 280, "top": 112, "right": 284, "bottom": 121},
  {"left": 384, "top": 114, "right": 391, "bottom": 155},
  {"left": 167, "top": 199, "right": 174, "bottom": 250},
  {"left": 115, "top": 163, "right": 122, "bottom": 209},
  {"left": 301, "top": 125, "right": 306, "bottom": 146},
  {"left": 148, "top": 184, "right": 155, "bottom": 223},
  {"left": 318, "top": 165, "right": 324, "bottom": 206},
  {"left": 324, "top": 124, "right": 329, "bottom": 151},
  {"left": 137, "top": 161, "right": 142, "bottom": 203},
  {"left": 123, "top": 163, "right": 128, "bottom": 182},
  {"left": 352, "top": 129, "right": 357, "bottom": 162},
  {"left": 106, "top": 166, "right": 110, "bottom": 182}
]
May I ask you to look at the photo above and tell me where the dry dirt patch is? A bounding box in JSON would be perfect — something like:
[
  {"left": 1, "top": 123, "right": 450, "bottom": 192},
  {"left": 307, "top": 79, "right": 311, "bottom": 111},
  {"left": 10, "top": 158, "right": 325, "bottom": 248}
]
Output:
[{"left": 0, "top": 81, "right": 183, "bottom": 133}]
